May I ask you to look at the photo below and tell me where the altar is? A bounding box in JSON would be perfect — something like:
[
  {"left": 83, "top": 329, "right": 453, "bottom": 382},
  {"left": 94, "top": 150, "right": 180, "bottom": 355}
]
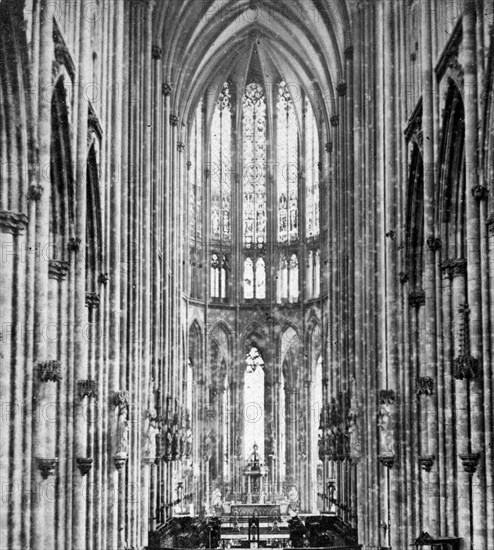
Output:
[
  {"left": 219, "top": 446, "right": 291, "bottom": 548},
  {"left": 243, "top": 444, "right": 268, "bottom": 504}
]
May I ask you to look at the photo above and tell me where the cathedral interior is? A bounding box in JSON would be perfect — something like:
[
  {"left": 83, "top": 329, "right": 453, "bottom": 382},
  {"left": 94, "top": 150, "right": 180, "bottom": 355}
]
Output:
[{"left": 1, "top": 0, "right": 493, "bottom": 549}]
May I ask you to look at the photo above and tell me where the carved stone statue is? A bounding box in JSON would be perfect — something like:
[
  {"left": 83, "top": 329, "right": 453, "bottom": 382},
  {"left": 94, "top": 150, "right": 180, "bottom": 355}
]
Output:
[
  {"left": 378, "top": 402, "right": 394, "bottom": 455},
  {"left": 185, "top": 427, "right": 193, "bottom": 459},
  {"left": 144, "top": 412, "right": 160, "bottom": 460},
  {"left": 116, "top": 402, "right": 129, "bottom": 455},
  {"left": 347, "top": 378, "right": 361, "bottom": 458},
  {"left": 268, "top": 431, "right": 277, "bottom": 458}
]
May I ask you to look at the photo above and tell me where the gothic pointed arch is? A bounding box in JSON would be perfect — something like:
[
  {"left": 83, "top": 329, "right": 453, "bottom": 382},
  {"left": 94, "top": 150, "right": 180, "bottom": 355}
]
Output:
[
  {"left": 209, "top": 321, "right": 233, "bottom": 355},
  {"left": 153, "top": 0, "right": 350, "bottom": 131},
  {"left": 0, "top": 0, "right": 31, "bottom": 219},
  {"left": 188, "top": 319, "right": 203, "bottom": 376},
  {"left": 50, "top": 74, "right": 75, "bottom": 260},
  {"left": 85, "top": 138, "right": 103, "bottom": 293},
  {"left": 437, "top": 80, "right": 466, "bottom": 256},
  {"left": 242, "top": 321, "right": 269, "bottom": 358},
  {"left": 405, "top": 142, "right": 425, "bottom": 289}
]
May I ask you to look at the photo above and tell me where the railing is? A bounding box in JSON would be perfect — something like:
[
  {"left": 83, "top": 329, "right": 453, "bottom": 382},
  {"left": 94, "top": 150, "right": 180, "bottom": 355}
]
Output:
[{"left": 152, "top": 547, "right": 362, "bottom": 550}]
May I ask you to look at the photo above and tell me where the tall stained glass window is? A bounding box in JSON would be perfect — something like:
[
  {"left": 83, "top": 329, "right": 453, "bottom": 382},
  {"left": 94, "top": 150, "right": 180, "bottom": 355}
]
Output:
[
  {"left": 288, "top": 254, "right": 299, "bottom": 302},
  {"left": 243, "top": 83, "right": 267, "bottom": 245},
  {"left": 189, "top": 99, "right": 203, "bottom": 242},
  {"left": 192, "top": 75, "right": 322, "bottom": 305},
  {"left": 211, "top": 83, "right": 232, "bottom": 241},
  {"left": 244, "top": 257, "right": 254, "bottom": 299},
  {"left": 278, "top": 254, "right": 288, "bottom": 301},
  {"left": 277, "top": 82, "right": 299, "bottom": 242},
  {"left": 211, "top": 252, "right": 228, "bottom": 300},
  {"left": 243, "top": 256, "right": 265, "bottom": 300},
  {"left": 244, "top": 347, "right": 265, "bottom": 459},
  {"left": 305, "top": 97, "right": 319, "bottom": 238},
  {"left": 255, "top": 257, "right": 266, "bottom": 299}
]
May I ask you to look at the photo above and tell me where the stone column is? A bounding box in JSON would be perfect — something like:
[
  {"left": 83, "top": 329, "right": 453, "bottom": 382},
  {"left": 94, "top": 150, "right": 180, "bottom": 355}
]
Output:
[
  {"left": 105, "top": 1, "right": 125, "bottom": 548},
  {"left": 450, "top": 262, "right": 470, "bottom": 541},
  {"left": 462, "top": 3, "right": 487, "bottom": 547},
  {"left": 139, "top": 4, "right": 155, "bottom": 547},
  {"left": 420, "top": 0, "right": 440, "bottom": 535},
  {"left": 30, "top": 1, "right": 55, "bottom": 547},
  {"left": 439, "top": 264, "right": 456, "bottom": 534},
  {"left": 383, "top": 1, "right": 402, "bottom": 546},
  {"left": 71, "top": 1, "right": 91, "bottom": 547}
]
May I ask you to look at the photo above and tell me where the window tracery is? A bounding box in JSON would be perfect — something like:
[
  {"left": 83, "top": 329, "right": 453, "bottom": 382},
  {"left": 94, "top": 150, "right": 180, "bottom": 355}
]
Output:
[
  {"left": 211, "top": 253, "right": 228, "bottom": 300},
  {"left": 189, "top": 99, "right": 203, "bottom": 243},
  {"left": 211, "top": 83, "right": 232, "bottom": 242},
  {"left": 189, "top": 100, "right": 204, "bottom": 299},
  {"left": 305, "top": 97, "right": 320, "bottom": 238},
  {"left": 243, "top": 83, "right": 267, "bottom": 246},
  {"left": 288, "top": 253, "right": 299, "bottom": 302},
  {"left": 277, "top": 81, "right": 299, "bottom": 243},
  {"left": 191, "top": 79, "right": 322, "bottom": 304}
]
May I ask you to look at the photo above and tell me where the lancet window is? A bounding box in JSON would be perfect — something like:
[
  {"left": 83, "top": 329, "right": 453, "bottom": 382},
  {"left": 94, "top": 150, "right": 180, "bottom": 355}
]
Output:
[{"left": 189, "top": 77, "right": 323, "bottom": 305}]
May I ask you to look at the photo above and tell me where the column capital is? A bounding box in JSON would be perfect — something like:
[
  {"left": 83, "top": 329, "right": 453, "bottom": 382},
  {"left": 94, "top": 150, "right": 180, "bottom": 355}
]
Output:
[
  {"left": 453, "top": 354, "right": 479, "bottom": 380},
  {"left": 68, "top": 237, "right": 82, "bottom": 252},
  {"left": 399, "top": 271, "right": 409, "bottom": 284},
  {"left": 162, "top": 83, "right": 172, "bottom": 97},
  {"left": 77, "top": 379, "right": 98, "bottom": 400},
  {"left": 441, "top": 258, "right": 467, "bottom": 278},
  {"left": 27, "top": 184, "right": 44, "bottom": 201},
  {"left": 36, "top": 457, "right": 58, "bottom": 479},
  {"left": 459, "top": 452, "right": 481, "bottom": 475},
  {"left": 85, "top": 292, "right": 100, "bottom": 309},
  {"left": 378, "top": 455, "right": 395, "bottom": 469},
  {"left": 426, "top": 235, "right": 442, "bottom": 251},
  {"left": 112, "top": 390, "right": 130, "bottom": 408},
  {"left": 114, "top": 453, "right": 128, "bottom": 471},
  {"left": 0, "top": 210, "right": 28, "bottom": 235},
  {"left": 415, "top": 376, "right": 434, "bottom": 396},
  {"left": 471, "top": 185, "right": 488, "bottom": 201},
  {"left": 379, "top": 389, "right": 395, "bottom": 405},
  {"left": 76, "top": 457, "right": 93, "bottom": 476},
  {"left": 48, "top": 260, "right": 70, "bottom": 281},
  {"left": 419, "top": 455, "right": 435, "bottom": 472},
  {"left": 152, "top": 44, "right": 162, "bottom": 59},
  {"left": 336, "top": 81, "right": 347, "bottom": 96},
  {"left": 37, "top": 360, "right": 62, "bottom": 383},
  {"left": 409, "top": 290, "right": 425, "bottom": 308}
]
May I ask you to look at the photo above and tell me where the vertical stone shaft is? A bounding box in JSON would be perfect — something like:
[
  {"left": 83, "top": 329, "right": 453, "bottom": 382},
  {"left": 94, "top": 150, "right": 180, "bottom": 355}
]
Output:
[
  {"left": 140, "top": 3, "right": 153, "bottom": 547},
  {"left": 463, "top": 2, "right": 486, "bottom": 547},
  {"left": 107, "top": 1, "right": 124, "bottom": 548},
  {"left": 72, "top": 0, "right": 91, "bottom": 548},
  {"left": 383, "top": 1, "right": 403, "bottom": 547},
  {"left": 420, "top": 0, "right": 440, "bottom": 534},
  {"left": 30, "top": 1, "right": 54, "bottom": 547}
]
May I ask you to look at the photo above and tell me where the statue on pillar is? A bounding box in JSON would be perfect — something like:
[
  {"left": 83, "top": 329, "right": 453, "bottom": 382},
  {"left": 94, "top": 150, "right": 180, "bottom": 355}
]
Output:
[
  {"left": 347, "top": 378, "right": 361, "bottom": 459},
  {"left": 144, "top": 408, "right": 160, "bottom": 461},
  {"left": 378, "top": 400, "right": 394, "bottom": 455},
  {"left": 268, "top": 431, "right": 277, "bottom": 458},
  {"left": 116, "top": 397, "right": 129, "bottom": 456},
  {"left": 184, "top": 410, "right": 193, "bottom": 459}
]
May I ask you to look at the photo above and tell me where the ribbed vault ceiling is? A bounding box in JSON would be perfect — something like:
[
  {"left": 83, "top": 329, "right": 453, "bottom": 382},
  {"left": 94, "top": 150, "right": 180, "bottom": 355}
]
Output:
[{"left": 152, "top": 0, "right": 351, "bottom": 128}]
